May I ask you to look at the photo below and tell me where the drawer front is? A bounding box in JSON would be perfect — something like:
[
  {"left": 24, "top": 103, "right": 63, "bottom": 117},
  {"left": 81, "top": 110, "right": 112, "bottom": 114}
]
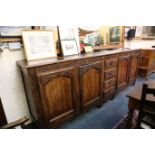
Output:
[
  {"left": 78, "top": 57, "right": 101, "bottom": 66},
  {"left": 103, "top": 86, "right": 115, "bottom": 102},
  {"left": 105, "top": 58, "right": 118, "bottom": 69},
  {"left": 36, "top": 61, "right": 76, "bottom": 73},
  {"left": 104, "top": 68, "right": 117, "bottom": 80},
  {"left": 104, "top": 78, "right": 116, "bottom": 90},
  {"left": 104, "top": 86, "right": 115, "bottom": 94}
]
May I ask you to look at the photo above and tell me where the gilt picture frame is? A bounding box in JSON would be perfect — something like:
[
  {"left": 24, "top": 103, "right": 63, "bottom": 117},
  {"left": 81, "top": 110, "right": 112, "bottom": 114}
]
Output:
[
  {"left": 22, "top": 30, "right": 57, "bottom": 61},
  {"left": 109, "top": 26, "right": 121, "bottom": 44}
]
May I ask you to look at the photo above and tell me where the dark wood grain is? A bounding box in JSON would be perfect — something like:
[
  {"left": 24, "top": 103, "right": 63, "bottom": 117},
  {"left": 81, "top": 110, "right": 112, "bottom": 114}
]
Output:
[
  {"left": 138, "top": 49, "right": 155, "bottom": 78},
  {"left": 127, "top": 81, "right": 155, "bottom": 128},
  {"left": 104, "top": 78, "right": 116, "bottom": 90},
  {"left": 17, "top": 48, "right": 137, "bottom": 69},
  {"left": 117, "top": 55, "right": 130, "bottom": 91},
  {"left": 105, "top": 58, "right": 118, "bottom": 69},
  {"left": 17, "top": 48, "right": 141, "bottom": 128},
  {"left": 37, "top": 67, "right": 79, "bottom": 128},
  {"left": 103, "top": 54, "right": 118, "bottom": 102},
  {"left": 80, "top": 61, "right": 103, "bottom": 111},
  {"left": 104, "top": 68, "right": 117, "bottom": 80},
  {"left": 128, "top": 52, "right": 139, "bottom": 84}
]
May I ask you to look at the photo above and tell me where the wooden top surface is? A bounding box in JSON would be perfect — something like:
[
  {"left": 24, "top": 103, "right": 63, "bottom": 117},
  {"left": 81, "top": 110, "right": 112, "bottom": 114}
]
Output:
[
  {"left": 17, "top": 48, "right": 140, "bottom": 69},
  {"left": 127, "top": 80, "right": 155, "bottom": 101}
]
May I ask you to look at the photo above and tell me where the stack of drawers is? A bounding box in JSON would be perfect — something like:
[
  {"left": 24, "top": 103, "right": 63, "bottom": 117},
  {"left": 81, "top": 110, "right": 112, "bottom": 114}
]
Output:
[
  {"left": 138, "top": 49, "right": 155, "bottom": 77},
  {"left": 103, "top": 55, "right": 118, "bottom": 101}
]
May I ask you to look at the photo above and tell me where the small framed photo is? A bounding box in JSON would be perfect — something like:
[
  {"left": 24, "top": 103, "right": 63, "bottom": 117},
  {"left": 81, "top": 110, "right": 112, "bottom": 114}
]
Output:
[
  {"left": 61, "top": 39, "right": 79, "bottom": 56},
  {"left": 22, "top": 30, "right": 57, "bottom": 61}
]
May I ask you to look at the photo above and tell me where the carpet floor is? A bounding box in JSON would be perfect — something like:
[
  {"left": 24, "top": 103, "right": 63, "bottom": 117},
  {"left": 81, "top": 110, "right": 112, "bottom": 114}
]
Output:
[{"left": 59, "top": 73, "right": 155, "bottom": 129}]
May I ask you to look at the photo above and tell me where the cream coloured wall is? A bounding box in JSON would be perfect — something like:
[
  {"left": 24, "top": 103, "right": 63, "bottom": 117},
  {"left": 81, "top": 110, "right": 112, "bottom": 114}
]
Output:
[
  {"left": 125, "top": 39, "right": 155, "bottom": 49},
  {"left": 0, "top": 39, "right": 154, "bottom": 124},
  {"left": 0, "top": 48, "right": 30, "bottom": 123}
]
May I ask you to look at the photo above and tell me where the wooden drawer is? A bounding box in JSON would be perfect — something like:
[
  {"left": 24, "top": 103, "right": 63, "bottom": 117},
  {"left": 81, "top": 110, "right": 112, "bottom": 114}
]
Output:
[
  {"left": 104, "top": 68, "right": 117, "bottom": 80},
  {"left": 103, "top": 87, "right": 115, "bottom": 102},
  {"left": 104, "top": 86, "right": 115, "bottom": 94},
  {"left": 104, "top": 78, "right": 116, "bottom": 90},
  {"left": 36, "top": 61, "right": 76, "bottom": 73},
  {"left": 105, "top": 58, "right": 118, "bottom": 69},
  {"left": 103, "top": 86, "right": 115, "bottom": 101},
  {"left": 78, "top": 57, "right": 101, "bottom": 66}
]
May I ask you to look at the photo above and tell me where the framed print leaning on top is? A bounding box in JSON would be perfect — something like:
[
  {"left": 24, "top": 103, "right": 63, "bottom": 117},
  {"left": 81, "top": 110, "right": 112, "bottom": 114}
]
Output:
[
  {"left": 58, "top": 26, "right": 80, "bottom": 52},
  {"left": 61, "top": 39, "right": 79, "bottom": 56},
  {"left": 39, "top": 26, "right": 60, "bottom": 55},
  {"left": 22, "top": 30, "right": 57, "bottom": 61}
]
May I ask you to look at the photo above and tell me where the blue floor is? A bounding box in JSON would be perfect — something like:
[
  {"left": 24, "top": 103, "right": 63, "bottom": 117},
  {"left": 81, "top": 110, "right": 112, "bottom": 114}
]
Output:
[{"left": 60, "top": 73, "right": 155, "bottom": 129}]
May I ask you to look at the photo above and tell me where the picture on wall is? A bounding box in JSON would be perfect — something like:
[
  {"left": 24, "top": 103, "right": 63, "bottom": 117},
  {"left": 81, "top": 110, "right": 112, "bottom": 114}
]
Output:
[
  {"left": 22, "top": 30, "right": 57, "bottom": 61},
  {"left": 61, "top": 39, "right": 79, "bottom": 56},
  {"left": 109, "top": 26, "right": 121, "bottom": 44},
  {"left": 0, "top": 26, "right": 32, "bottom": 36}
]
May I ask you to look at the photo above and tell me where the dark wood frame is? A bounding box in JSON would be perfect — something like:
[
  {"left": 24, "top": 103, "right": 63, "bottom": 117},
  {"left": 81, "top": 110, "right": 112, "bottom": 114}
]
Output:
[{"left": 137, "top": 83, "right": 155, "bottom": 128}]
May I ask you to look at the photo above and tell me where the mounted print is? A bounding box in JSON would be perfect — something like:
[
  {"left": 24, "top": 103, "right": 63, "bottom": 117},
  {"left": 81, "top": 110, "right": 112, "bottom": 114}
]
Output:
[
  {"left": 22, "top": 30, "right": 57, "bottom": 61},
  {"left": 61, "top": 39, "right": 79, "bottom": 56},
  {"left": 58, "top": 26, "right": 80, "bottom": 52},
  {"left": 39, "top": 26, "right": 60, "bottom": 55}
]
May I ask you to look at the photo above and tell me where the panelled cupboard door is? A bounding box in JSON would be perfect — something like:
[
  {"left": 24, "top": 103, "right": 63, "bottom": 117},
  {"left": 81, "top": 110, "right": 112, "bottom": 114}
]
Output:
[
  {"left": 117, "top": 55, "right": 130, "bottom": 90},
  {"left": 37, "top": 67, "right": 79, "bottom": 128},
  {"left": 80, "top": 61, "right": 102, "bottom": 111},
  {"left": 128, "top": 53, "right": 139, "bottom": 84}
]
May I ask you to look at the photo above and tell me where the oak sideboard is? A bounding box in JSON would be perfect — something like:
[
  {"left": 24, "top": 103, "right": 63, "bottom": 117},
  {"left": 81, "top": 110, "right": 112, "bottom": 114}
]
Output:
[{"left": 17, "top": 48, "right": 140, "bottom": 128}]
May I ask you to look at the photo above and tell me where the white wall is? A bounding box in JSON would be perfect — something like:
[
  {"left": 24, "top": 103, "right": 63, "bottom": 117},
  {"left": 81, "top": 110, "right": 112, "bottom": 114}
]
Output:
[
  {"left": 0, "top": 48, "right": 30, "bottom": 123},
  {"left": 0, "top": 39, "right": 155, "bottom": 124},
  {"left": 125, "top": 39, "right": 155, "bottom": 49}
]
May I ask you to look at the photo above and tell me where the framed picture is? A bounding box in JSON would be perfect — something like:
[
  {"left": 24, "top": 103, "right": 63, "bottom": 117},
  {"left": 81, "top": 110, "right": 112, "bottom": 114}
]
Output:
[
  {"left": 39, "top": 26, "right": 60, "bottom": 55},
  {"left": 61, "top": 39, "right": 79, "bottom": 56},
  {"left": 58, "top": 26, "right": 80, "bottom": 52},
  {"left": 22, "top": 30, "right": 57, "bottom": 61},
  {"left": 109, "top": 26, "right": 121, "bottom": 44}
]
